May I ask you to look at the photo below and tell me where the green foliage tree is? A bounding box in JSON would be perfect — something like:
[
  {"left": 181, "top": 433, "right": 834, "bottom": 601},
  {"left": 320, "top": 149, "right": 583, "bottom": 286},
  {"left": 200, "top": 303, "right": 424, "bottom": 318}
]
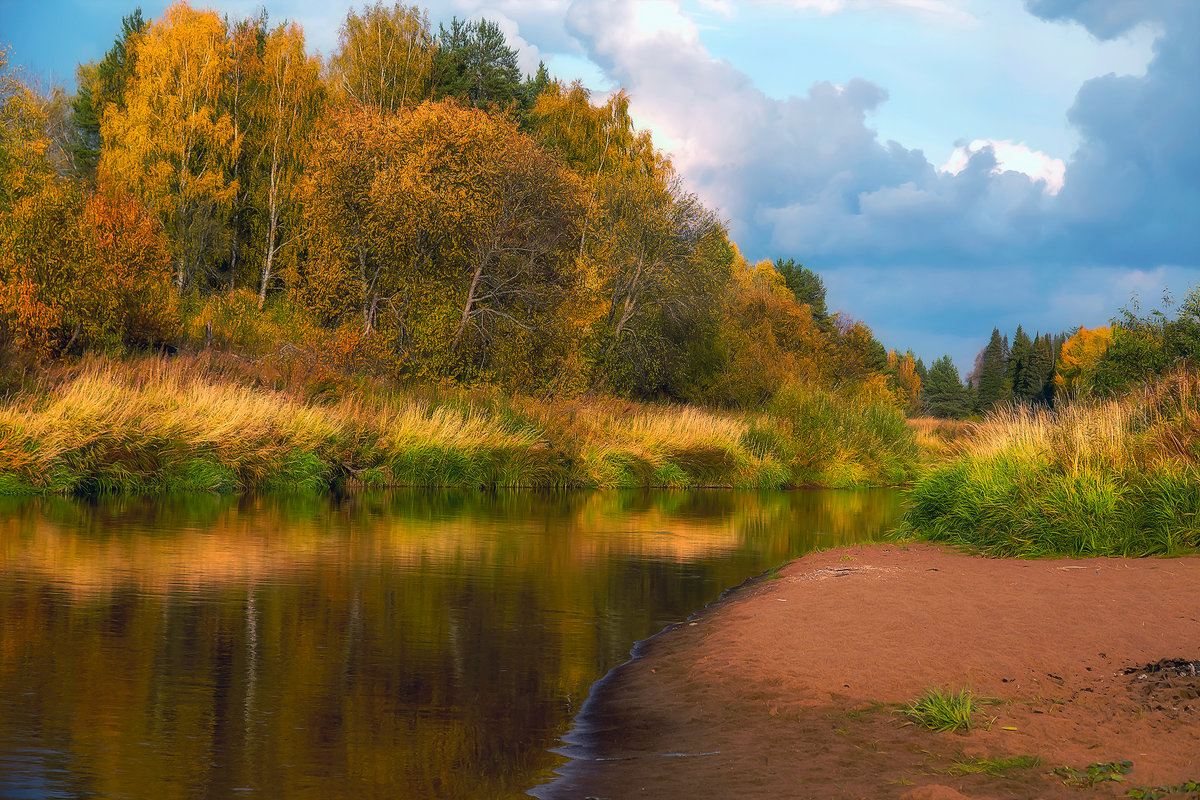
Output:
[
  {"left": 773, "top": 257, "right": 830, "bottom": 330},
  {"left": 924, "top": 355, "right": 968, "bottom": 419},
  {"left": 433, "top": 18, "right": 524, "bottom": 109},
  {"left": 975, "top": 327, "right": 1008, "bottom": 413}
]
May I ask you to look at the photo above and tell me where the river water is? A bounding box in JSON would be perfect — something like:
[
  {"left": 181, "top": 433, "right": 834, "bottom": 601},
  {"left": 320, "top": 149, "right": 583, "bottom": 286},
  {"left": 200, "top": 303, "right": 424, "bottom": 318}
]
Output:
[{"left": 0, "top": 489, "right": 901, "bottom": 799}]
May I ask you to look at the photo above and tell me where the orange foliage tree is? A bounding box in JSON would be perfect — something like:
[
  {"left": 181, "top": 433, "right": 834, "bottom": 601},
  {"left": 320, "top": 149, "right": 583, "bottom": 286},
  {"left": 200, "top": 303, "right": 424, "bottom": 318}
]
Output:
[{"left": 0, "top": 183, "right": 176, "bottom": 355}]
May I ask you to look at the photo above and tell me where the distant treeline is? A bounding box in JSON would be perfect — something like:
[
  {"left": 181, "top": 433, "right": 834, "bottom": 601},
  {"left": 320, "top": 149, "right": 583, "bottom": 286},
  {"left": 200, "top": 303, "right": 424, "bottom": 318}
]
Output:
[{"left": 918, "top": 286, "right": 1200, "bottom": 419}]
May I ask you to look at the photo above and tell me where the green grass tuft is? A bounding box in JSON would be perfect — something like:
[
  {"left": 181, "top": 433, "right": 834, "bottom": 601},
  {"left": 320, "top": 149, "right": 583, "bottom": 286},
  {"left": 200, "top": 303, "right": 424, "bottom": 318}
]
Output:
[{"left": 899, "top": 687, "right": 978, "bottom": 732}]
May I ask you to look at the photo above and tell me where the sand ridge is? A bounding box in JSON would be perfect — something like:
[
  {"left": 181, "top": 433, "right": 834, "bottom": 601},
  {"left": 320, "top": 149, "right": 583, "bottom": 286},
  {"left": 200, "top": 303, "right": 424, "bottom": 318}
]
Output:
[{"left": 538, "top": 542, "right": 1200, "bottom": 799}]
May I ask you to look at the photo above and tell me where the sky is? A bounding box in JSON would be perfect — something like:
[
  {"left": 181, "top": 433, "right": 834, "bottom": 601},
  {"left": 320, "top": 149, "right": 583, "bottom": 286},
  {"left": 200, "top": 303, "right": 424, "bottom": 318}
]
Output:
[{"left": 4, "top": 0, "right": 1199, "bottom": 375}]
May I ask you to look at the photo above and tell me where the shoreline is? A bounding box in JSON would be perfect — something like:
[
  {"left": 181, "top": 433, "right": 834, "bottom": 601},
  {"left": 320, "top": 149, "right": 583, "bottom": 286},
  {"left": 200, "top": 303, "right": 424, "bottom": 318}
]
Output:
[{"left": 537, "top": 542, "right": 1200, "bottom": 799}]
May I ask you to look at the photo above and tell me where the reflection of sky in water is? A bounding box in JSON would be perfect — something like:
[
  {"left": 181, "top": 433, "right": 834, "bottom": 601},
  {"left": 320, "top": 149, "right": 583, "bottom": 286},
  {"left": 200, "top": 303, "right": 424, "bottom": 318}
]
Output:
[{"left": 0, "top": 489, "right": 900, "bottom": 799}]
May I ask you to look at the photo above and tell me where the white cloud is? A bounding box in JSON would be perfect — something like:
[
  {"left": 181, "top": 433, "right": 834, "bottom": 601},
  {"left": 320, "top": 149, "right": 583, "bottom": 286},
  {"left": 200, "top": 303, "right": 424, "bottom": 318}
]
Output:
[{"left": 940, "top": 139, "right": 1065, "bottom": 195}]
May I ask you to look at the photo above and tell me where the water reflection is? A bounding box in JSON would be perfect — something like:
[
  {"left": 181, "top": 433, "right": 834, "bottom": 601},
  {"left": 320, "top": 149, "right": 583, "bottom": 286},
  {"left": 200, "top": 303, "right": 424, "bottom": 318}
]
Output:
[{"left": 0, "top": 489, "right": 901, "bottom": 799}]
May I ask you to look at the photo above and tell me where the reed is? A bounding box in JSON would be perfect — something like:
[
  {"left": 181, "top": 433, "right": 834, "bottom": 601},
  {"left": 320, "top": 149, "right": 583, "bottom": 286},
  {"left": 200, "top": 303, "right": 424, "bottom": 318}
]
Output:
[
  {"left": 0, "top": 356, "right": 920, "bottom": 495},
  {"left": 901, "top": 369, "right": 1200, "bottom": 556}
]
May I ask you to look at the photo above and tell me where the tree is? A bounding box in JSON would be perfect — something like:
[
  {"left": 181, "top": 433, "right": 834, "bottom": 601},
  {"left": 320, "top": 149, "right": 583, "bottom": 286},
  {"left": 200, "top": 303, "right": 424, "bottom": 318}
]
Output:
[
  {"left": 924, "top": 355, "right": 967, "bottom": 419},
  {"left": 1055, "top": 326, "right": 1112, "bottom": 397},
  {"left": 712, "top": 259, "right": 828, "bottom": 406},
  {"left": 1007, "top": 325, "right": 1033, "bottom": 402},
  {"left": 301, "top": 101, "right": 587, "bottom": 383},
  {"left": 433, "top": 18, "right": 523, "bottom": 109},
  {"left": 773, "top": 258, "right": 829, "bottom": 329},
  {"left": 589, "top": 166, "right": 733, "bottom": 397},
  {"left": 252, "top": 21, "right": 325, "bottom": 307},
  {"left": 70, "top": 8, "right": 147, "bottom": 180},
  {"left": 328, "top": 2, "right": 434, "bottom": 113},
  {"left": 0, "top": 182, "right": 176, "bottom": 355},
  {"left": 0, "top": 50, "right": 54, "bottom": 211},
  {"left": 101, "top": 2, "right": 239, "bottom": 289},
  {"left": 975, "top": 327, "right": 1008, "bottom": 413},
  {"left": 887, "top": 349, "right": 923, "bottom": 415}
]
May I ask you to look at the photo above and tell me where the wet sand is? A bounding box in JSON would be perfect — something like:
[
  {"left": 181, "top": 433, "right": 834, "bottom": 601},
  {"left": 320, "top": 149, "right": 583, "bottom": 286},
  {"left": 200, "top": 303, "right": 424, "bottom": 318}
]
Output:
[{"left": 537, "top": 542, "right": 1200, "bottom": 800}]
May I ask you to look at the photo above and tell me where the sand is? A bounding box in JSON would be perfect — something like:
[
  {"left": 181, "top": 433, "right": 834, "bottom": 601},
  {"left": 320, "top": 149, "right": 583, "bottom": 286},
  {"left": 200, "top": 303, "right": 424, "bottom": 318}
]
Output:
[{"left": 536, "top": 542, "right": 1200, "bottom": 800}]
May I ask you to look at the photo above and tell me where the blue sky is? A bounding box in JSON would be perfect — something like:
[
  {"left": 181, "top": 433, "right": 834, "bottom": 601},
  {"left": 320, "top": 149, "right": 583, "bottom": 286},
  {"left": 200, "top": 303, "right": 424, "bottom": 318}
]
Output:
[{"left": 4, "top": 0, "right": 1198, "bottom": 375}]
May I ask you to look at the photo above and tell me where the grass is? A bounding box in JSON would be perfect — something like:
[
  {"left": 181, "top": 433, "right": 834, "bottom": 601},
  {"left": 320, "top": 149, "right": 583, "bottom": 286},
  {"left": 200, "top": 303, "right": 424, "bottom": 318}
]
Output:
[
  {"left": 1053, "top": 760, "right": 1134, "bottom": 788},
  {"left": 899, "top": 687, "right": 978, "bottom": 732},
  {"left": 939, "top": 754, "right": 1041, "bottom": 777},
  {"left": 899, "top": 369, "right": 1200, "bottom": 557},
  {"left": 0, "top": 354, "right": 922, "bottom": 496}
]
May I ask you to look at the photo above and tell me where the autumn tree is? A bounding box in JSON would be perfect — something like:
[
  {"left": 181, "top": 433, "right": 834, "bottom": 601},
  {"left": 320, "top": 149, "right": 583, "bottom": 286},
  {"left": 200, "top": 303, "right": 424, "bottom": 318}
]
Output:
[
  {"left": 589, "top": 166, "right": 733, "bottom": 398},
  {"left": 526, "top": 81, "right": 660, "bottom": 181},
  {"left": 774, "top": 258, "right": 830, "bottom": 330},
  {"left": 1055, "top": 326, "right": 1112, "bottom": 397},
  {"left": 251, "top": 21, "right": 325, "bottom": 306},
  {"left": 0, "top": 50, "right": 54, "bottom": 211},
  {"left": 887, "top": 349, "right": 923, "bottom": 415},
  {"left": 71, "top": 8, "right": 147, "bottom": 180},
  {"left": 712, "top": 259, "right": 828, "bottom": 406},
  {"left": 328, "top": 2, "right": 434, "bottom": 112},
  {"left": 0, "top": 183, "right": 176, "bottom": 355},
  {"left": 101, "top": 2, "right": 239, "bottom": 289},
  {"left": 301, "top": 101, "right": 586, "bottom": 383}
]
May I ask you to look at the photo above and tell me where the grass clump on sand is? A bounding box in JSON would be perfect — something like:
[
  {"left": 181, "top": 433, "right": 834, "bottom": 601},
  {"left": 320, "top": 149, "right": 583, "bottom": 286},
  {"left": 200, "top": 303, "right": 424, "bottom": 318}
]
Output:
[
  {"left": 940, "top": 754, "right": 1041, "bottom": 777},
  {"left": 899, "top": 687, "right": 978, "bottom": 733},
  {"left": 900, "top": 369, "right": 1200, "bottom": 557},
  {"left": 0, "top": 355, "right": 921, "bottom": 495}
]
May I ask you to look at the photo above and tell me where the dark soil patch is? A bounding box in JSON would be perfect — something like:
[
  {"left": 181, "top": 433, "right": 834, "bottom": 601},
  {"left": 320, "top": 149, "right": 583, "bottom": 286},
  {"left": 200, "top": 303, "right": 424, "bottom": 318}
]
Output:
[{"left": 1125, "top": 659, "right": 1200, "bottom": 713}]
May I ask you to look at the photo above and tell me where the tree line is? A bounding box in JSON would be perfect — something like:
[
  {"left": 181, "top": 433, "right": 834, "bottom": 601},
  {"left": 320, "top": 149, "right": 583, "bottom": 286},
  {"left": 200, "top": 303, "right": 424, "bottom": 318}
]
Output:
[
  {"left": 920, "top": 285, "right": 1200, "bottom": 419},
  {"left": 1, "top": 1, "right": 922, "bottom": 410}
]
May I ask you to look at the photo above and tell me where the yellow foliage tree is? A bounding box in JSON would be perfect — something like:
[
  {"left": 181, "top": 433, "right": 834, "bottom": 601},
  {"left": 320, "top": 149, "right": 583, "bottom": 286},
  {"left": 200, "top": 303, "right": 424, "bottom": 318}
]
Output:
[
  {"left": 1055, "top": 326, "right": 1113, "bottom": 396},
  {"left": 328, "top": 2, "right": 435, "bottom": 112},
  {"left": 0, "top": 49, "right": 53, "bottom": 210},
  {"left": 253, "top": 21, "right": 325, "bottom": 307},
  {"left": 100, "top": 1, "right": 239, "bottom": 289},
  {"left": 301, "top": 101, "right": 587, "bottom": 384},
  {"left": 713, "top": 260, "right": 829, "bottom": 406}
]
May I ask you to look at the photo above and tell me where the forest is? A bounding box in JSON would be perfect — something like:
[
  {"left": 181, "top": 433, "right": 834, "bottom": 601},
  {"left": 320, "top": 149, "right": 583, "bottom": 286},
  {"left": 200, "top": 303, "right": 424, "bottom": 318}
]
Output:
[{"left": 1, "top": 2, "right": 1199, "bottom": 555}]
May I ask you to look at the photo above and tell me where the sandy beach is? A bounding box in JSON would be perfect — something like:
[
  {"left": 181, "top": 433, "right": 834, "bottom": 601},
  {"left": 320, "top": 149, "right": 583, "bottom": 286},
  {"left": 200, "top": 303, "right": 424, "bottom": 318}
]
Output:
[{"left": 539, "top": 542, "right": 1200, "bottom": 800}]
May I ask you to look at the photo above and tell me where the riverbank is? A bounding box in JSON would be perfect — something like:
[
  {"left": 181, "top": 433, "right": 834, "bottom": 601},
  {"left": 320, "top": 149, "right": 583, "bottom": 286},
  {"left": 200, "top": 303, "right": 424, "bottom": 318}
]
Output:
[
  {"left": 0, "top": 355, "right": 919, "bottom": 495},
  {"left": 539, "top": 543, "right": 1200, "bottom": 799}
]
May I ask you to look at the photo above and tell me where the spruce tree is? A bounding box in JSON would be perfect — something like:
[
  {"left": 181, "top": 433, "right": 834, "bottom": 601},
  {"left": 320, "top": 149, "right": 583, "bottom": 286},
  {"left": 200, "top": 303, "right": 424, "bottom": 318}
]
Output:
[
  {"left": 977, "top": 327, "right": 1008, "bottom": 414},
  {"left": 925, "top": 355, "right": 968, "bottom": 419},
  {"left": 1008, "top": 325, "right": 1034, "bottom": 403}
]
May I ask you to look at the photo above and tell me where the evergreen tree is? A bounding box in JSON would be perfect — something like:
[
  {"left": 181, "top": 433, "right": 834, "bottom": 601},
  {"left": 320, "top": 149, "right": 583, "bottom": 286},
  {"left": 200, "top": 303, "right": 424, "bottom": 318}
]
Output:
[
  {"left": 1007, "top": 325, "right": 1034, "bottom": 403},
  {"left": 976, "top": 327, "right": 1008, "bottom": 414},
  {"left": 433, "top": 18, "right": 524, "bottom": 109},
  {"left": 925, "top": 355, "right": 968, "bottom": 419},
  {"left": 773, "top": 258, "right": 830, "bottom": 329}
]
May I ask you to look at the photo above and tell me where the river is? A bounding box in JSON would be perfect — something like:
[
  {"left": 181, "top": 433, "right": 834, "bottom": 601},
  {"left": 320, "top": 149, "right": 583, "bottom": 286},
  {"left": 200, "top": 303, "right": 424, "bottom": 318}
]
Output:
[{"left": 0, "top": 488, "right": 901, "bottom": 799}]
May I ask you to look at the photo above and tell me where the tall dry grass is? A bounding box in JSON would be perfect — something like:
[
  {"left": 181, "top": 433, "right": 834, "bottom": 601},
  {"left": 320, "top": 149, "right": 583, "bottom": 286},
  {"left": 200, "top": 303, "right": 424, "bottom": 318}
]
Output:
[
  {"left": 901, "top": 369, "right": 1200, "bottom": 556},
  {"left": 0, "top": 356, "right": 921, "bottom": 494}
]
